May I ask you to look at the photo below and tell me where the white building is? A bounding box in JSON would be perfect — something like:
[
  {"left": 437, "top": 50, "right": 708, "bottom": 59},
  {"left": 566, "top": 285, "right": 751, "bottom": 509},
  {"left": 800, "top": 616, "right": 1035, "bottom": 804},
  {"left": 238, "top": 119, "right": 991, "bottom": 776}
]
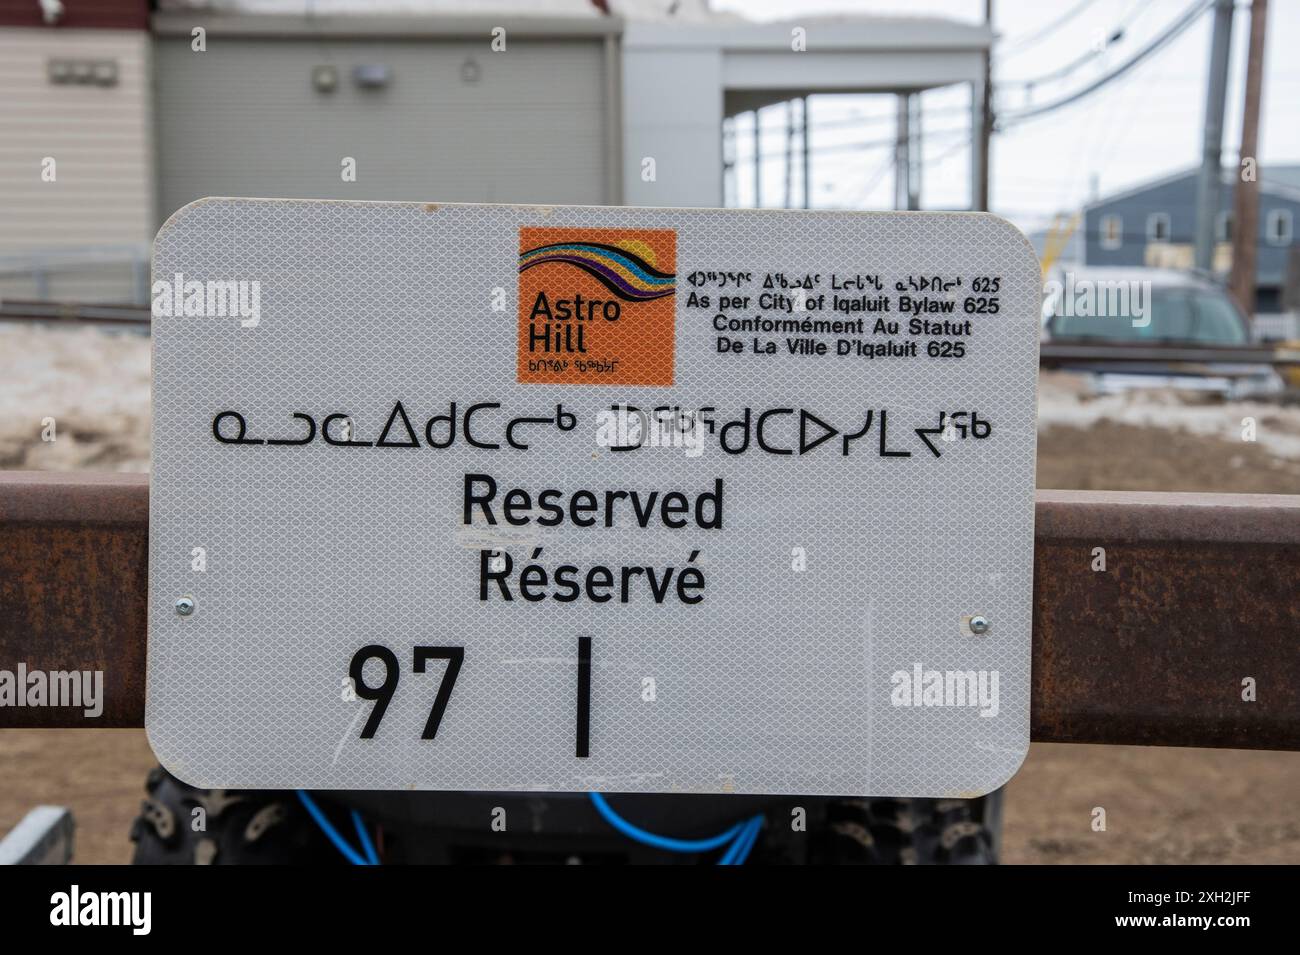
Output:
[{"left": 1, "top": 1, "right": 992, "bottom": 303}]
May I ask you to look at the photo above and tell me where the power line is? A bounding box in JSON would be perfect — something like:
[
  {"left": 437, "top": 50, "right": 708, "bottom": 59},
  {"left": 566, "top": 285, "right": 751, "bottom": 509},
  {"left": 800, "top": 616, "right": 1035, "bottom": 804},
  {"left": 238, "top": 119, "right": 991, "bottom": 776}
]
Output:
[
  {"left": 1002, "top": 0, "right": 1152, "bottom": 88},
  {"left": 732, "top": 126, "right": 971, "bottom": 165},
  {"left": 999, "top": 0, "right": 1215, "bottom": 125},
  {"left": 806, "top": 103, "right": 973, "bottom": 130},
  {"left": 735, "top": 100, "right": 973, "bottom": 133},
  {"left": 999, "top": 0, "right": 1103, "bottom": 55},
  {"left": 831, "top": 151, "right": 898, "bottom": 209},
  {"left": 1001, "top": 38, "right": 1119, "bottom": 89},
  {"left": 830, "top": 136, "right": 973, "bottom": 211}
]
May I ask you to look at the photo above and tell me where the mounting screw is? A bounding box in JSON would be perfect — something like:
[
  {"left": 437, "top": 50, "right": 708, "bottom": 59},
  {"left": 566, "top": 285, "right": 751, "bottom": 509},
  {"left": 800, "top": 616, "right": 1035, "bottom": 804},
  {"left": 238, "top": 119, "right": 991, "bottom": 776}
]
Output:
[
  {"left": 969, "top": 615, "right": 990, "bottom": 635},
  {"left": 175, "top": 596, "right": 195, "bottom": 617}
]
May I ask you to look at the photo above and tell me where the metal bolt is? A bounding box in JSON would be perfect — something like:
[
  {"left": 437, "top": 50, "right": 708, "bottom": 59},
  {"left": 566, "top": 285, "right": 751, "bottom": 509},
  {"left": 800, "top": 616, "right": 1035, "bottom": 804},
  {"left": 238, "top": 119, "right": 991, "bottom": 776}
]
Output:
[
  {"left": 969, "top": 615, "right": 990, "bottom": 635},
  {"left": 175, "top": 596, "right": 195, "bottom": 617}
]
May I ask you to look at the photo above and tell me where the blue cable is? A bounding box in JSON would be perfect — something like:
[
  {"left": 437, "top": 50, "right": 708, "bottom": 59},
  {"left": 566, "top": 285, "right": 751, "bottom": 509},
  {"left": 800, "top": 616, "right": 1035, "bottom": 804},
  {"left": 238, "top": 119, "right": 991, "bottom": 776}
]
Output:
[
  {"left": 304, "top": 787, "right": 754, "bottom": 866},
  {"left": 738, "top": 819, "right": 762, "bottom": 863},
  {"left": 296, "top": 790, "right": 372, "bottom": 866},
  {"left": 588, "top": 791, "right": 746, "bottom": 853},
  {"left": 717, "top": 821, "right": 750, "bottom": 865},
  {"left": 718, "top": 816, "right": 762, "bottom": 865},
  {"left": 727, "top": 816, "right": 764, "bottom": 865},
  {"left": 351, "top": 808, "right": 380, "bottom": 865}
]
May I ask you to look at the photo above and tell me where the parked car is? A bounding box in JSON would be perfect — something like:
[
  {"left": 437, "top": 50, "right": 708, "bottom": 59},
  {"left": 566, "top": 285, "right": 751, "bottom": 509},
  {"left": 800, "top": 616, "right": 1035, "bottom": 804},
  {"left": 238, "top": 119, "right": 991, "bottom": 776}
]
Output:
[{"left": 1041, "top": 266, "right": 1286, "bottom": 399}]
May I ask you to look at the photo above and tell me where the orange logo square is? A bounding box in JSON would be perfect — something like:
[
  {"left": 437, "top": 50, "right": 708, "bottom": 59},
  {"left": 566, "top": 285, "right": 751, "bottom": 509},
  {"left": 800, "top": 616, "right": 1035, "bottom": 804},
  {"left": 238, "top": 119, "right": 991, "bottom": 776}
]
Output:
[{"left": 517, "top": 227, "right": 677, "bottom": 385}]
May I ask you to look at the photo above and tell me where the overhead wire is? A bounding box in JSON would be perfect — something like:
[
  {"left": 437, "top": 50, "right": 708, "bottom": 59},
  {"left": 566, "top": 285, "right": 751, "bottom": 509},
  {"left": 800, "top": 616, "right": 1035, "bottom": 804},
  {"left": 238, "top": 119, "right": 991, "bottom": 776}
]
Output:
[
  {"left": 1000, "top": 0, "right": 1216, "bottom": 125},
  {"left": 999, "top": 0, "right": 1104, "bottom": 55},
  {"left": 1001, "top": 0, "right": 1152, "bottom": 88}
]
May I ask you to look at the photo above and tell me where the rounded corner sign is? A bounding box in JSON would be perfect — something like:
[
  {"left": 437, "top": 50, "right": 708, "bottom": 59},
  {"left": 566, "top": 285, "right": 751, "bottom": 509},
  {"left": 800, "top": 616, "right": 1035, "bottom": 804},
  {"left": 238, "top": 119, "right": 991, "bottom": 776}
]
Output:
[{"left": 147, "top": 199, "right": 1039, "bottom": 796}]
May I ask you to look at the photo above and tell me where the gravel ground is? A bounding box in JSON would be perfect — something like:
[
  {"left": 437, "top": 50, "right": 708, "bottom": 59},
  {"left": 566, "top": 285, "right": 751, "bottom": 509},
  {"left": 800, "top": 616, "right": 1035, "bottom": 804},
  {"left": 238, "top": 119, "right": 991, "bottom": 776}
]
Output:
[{"left": 1, "top": 325, "right": 1297, "bottom": 863}]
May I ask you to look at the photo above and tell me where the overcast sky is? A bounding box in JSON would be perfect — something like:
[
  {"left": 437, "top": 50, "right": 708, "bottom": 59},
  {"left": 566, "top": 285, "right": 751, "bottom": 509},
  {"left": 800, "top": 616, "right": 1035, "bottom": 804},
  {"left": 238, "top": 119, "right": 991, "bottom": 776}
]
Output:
[{"left": 709, "top": 0, "right": 1298, "bottom": 231}]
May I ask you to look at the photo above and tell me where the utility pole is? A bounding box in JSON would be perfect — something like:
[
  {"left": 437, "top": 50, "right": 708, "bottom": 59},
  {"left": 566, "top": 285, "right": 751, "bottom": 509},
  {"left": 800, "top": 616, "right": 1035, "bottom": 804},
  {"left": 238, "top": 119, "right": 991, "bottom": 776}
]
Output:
[
  {"left": 896, "top": 93, "right": 910, "bottom": 211},
  {"left": 895, "top": 93, "right": 922, "bottom": 211},
  {"left": 977, "top": 0, "right": 992, "bottom": 211},
  {"left": 1229, "top": 0, "right": 1269, "bottom": 317},
  {"left": 784, "top": 100, "right": 795, "bottom": 209},
  {"left": 909, "top": 93, "right": 922, "bottom": 210},
  {"left": 802, "top": 96, "right": 811, "bottom": 209},
  {"left": 1194, "top": 0, "right": 1235, "bottom": 273},
  {"left": 722, "top": 117, "right": 734, "bottom": 207}
]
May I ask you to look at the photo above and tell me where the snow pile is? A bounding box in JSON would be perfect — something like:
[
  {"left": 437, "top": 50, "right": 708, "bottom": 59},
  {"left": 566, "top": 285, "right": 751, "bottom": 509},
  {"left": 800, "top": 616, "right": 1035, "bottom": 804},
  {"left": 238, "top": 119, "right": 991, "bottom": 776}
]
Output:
[{"left": 0, "top": 323, "right": 151, "bottom": 471}]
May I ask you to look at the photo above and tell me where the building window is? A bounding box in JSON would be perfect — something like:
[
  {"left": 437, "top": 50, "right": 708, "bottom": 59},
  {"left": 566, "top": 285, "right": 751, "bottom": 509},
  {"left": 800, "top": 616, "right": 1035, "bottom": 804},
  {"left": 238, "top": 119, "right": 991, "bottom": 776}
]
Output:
[
  {"left": 1146, "top": 212, "right": 1171, "bottom": 242},
  {"left": 1267, "top": 209, "right": 1294, "bottom": 245},
  {"left": 1217, "top": 211, "right": 1234, "bottom": 242},
  {"left": 1100, "top": 214, "right": 1123, "bottom": 250}
]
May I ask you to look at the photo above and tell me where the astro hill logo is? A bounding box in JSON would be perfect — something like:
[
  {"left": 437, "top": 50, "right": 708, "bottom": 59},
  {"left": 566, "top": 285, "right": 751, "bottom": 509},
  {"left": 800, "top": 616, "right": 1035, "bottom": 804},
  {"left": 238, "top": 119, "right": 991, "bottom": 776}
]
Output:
[{"left": 517, "top": 227, "right": 676, "bottom": 385}]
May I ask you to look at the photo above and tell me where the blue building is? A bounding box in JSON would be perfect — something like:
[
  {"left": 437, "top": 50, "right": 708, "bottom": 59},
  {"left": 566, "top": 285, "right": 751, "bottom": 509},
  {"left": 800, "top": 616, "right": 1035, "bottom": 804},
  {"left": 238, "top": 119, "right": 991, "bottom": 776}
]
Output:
[{"left": 1083, "top": 165, "right": 1300, "bottom": 312}]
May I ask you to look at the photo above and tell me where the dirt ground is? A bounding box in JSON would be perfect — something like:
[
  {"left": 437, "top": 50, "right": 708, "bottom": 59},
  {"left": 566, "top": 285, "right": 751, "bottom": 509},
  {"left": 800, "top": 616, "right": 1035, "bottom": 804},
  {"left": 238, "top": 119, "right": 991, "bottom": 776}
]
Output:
[
  {"left": 1, "top": 328, "right": 1298, "bottom": 863},
  {"left": 1, "top": 730, "right": 1299, "bottom": 864},
  {"left": 1003, "top": 743, "right": 1300, "bottom": 864},
  {"left": 1037, "top": 418, "right": 1300, "bottom": 493},
  {"left": 0, "top": 730, "right": 155, "bottom": 865}
]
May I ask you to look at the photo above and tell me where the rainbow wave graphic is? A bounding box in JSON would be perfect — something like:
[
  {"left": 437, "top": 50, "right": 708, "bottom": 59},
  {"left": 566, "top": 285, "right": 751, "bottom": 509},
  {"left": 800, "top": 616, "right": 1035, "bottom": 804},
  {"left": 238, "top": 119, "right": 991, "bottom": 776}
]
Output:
[{"left": 519, "top": 241, "right": 676, "bottom": 302}]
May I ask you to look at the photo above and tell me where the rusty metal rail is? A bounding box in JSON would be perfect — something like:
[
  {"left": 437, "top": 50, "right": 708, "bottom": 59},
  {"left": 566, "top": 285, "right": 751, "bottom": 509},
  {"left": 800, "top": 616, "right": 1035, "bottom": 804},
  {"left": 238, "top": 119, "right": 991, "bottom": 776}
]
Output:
[
  {"left": 0, "top": 473, "right": 147, "bottom": 727},
  {"left": 1, "top": 472, "right": 1298, "bottom": 749},
  {"left": 0, "top": 300, "right": 151, "bottom": 327},
  {"left": 1040, "top": 340, "right": 1300, "bottom": 366}
]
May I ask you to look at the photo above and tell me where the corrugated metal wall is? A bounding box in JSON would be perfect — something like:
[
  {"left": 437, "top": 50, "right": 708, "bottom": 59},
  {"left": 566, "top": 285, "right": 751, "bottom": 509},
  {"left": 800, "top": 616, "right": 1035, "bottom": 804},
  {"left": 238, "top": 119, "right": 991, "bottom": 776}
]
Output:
[
  {"left": 0, "top": 28, "right": 154, "bottom": 303},
  {"left": 153, "top": 37, "right": 610, "bottom": 223}
]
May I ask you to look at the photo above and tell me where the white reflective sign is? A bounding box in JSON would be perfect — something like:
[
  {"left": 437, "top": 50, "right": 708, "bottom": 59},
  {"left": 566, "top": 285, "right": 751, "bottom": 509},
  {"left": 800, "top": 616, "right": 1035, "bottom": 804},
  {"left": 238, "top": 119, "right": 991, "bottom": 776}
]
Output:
[{"left": 147, "top": 199, "right": 1039, "bottom": 795}]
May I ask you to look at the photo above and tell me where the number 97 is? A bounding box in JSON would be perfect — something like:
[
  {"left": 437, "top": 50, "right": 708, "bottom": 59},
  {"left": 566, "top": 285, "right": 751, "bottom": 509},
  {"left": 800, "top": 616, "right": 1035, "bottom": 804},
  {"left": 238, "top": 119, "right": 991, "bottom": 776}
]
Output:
[{"left": 348, "top": 644, "right": 464, "bottom": 740}]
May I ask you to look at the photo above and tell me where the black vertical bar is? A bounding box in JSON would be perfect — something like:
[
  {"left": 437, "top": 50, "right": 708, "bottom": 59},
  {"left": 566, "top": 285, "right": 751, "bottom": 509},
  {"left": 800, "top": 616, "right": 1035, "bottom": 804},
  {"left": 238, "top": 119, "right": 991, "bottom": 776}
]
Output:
[{"left": 576, "top": 636, "right": 592, "bottom": 758}]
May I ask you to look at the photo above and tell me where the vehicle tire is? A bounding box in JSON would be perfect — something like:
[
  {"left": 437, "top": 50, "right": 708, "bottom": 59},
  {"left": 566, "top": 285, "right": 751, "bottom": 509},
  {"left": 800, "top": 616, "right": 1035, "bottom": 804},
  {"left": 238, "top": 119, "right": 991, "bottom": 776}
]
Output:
[
  {"left": 129, "top": 766, "right": 340, "bottom": 865},
  {"left": 808, "top": 792, "right": 1001, "bottom": 865}
]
